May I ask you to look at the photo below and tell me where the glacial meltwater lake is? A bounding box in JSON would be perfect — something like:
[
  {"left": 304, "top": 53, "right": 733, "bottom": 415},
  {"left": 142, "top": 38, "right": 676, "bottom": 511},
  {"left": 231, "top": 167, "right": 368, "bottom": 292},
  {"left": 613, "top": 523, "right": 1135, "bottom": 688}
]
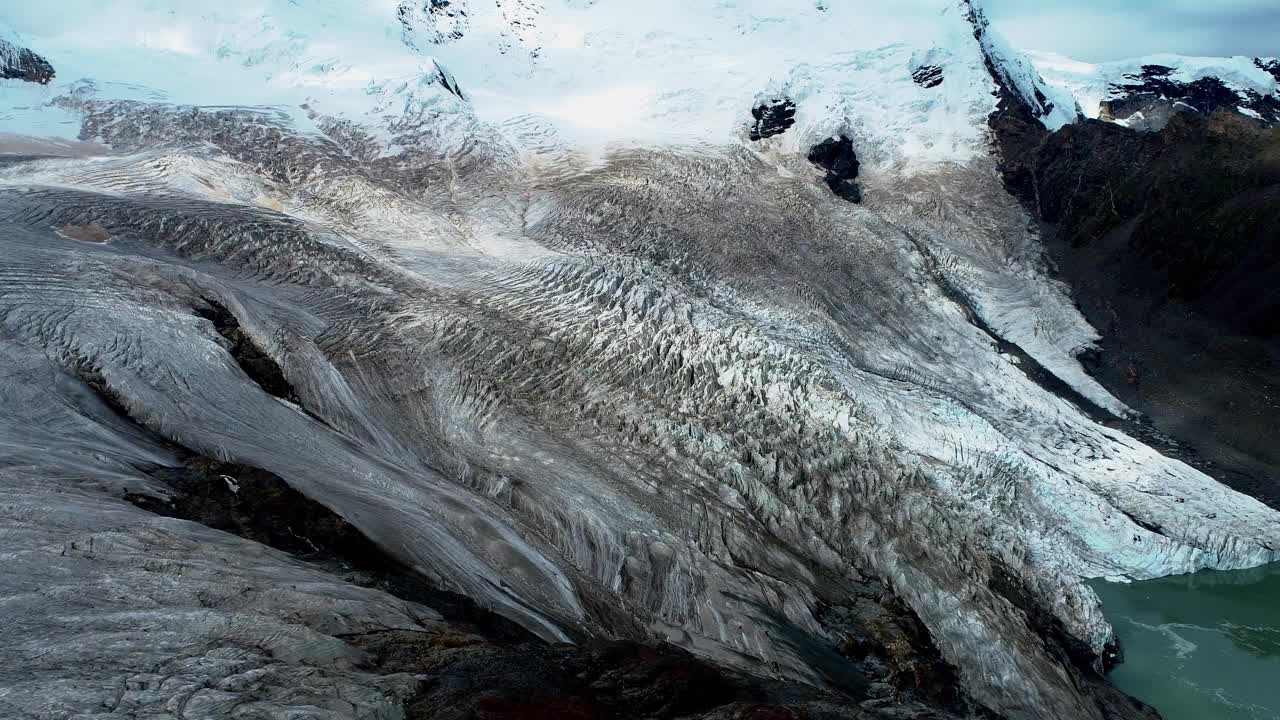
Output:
[{"left": 1091, "top": 563, "right": 1280, "bottom": 720}]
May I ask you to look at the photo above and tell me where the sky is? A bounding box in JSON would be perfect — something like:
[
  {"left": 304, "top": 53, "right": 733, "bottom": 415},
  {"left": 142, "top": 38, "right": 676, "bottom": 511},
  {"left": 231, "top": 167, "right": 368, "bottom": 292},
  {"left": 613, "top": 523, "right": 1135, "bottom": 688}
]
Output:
[{"left": 983, "top": 0, "right": 1278, "bottom": 61}]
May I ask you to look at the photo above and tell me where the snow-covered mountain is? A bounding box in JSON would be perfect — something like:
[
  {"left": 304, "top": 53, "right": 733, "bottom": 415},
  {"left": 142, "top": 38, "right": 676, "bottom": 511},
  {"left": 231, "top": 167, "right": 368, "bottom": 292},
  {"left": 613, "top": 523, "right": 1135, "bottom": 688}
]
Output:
[
  {"left": 1, "top": 0, "right": 1073, "bottom": 168},
  {"left": 1032, "top": 50, "right": 1280, "bottom": 129},
  {"left": 5, "top": 0, "right": 1274, "bottom": 145},
  {"left": 0, "top": 3, "right": 1277, "bottom": 720}
]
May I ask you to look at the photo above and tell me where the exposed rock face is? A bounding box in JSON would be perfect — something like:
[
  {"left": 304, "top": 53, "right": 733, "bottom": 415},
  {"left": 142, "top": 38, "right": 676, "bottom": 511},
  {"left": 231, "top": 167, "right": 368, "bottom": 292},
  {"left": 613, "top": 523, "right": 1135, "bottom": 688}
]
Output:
[
  {"left": 1257, "top": 58, "right": 1280, "bottom": 83},
  {"left": 357, "top": 633, "right": 963, "bottom": 720},
  {"left": 750, "top": 99, "right": 797, "bottom": 140},
  {"left": 193, "top": 297, "right": 303, "bottom": 404},
  {"left": 912, "top": 65, "right": 945, "bottom": 89},
  {"left": 0, "top": 38, "right": 54, "bottom": 84},
  {"left": 807, "top": 136, "right": 862, "bottom": 203},
  {"left": 433, "top": 58, "right": 466, "bottom": 99},
  {"left": 399, "top": 0, "right": 471, "bottom": 47},
  {"left": 1036, "top": 113, "right": 1280, "bottom": 336},
  {"left": 989, "top": 65, "right": 1280, "bottom": 510},
  {"left": 986, "top": 84, "right": 1049, "bottom": 210}
]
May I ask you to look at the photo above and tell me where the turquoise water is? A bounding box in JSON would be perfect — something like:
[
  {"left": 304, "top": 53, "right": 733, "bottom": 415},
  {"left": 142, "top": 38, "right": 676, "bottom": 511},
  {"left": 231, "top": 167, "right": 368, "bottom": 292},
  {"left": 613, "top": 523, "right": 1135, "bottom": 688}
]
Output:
[{"left": 1090, "top": 563, "right": 1280, "bottom": 720}]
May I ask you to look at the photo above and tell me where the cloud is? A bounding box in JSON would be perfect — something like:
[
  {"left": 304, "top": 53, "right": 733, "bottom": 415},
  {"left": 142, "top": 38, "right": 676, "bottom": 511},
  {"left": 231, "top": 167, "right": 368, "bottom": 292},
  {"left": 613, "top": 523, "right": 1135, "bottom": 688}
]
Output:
[{"left": 982, "top": 0, "right": 1279, "bottom": 61}]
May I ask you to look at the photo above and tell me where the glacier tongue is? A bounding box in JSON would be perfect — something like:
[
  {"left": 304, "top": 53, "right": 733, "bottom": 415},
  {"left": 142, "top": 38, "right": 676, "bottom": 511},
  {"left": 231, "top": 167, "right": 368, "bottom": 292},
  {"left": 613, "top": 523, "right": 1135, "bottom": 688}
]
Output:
[{"left": 1, "top": 2, "right": 1278, "bottom": 720}]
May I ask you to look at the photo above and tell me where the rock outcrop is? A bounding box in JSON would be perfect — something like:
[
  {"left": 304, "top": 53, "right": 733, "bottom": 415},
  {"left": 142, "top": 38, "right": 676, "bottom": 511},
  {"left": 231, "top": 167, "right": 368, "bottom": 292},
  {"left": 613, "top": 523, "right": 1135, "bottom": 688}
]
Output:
[
  {"left": 0, "top": 38, "right": 54, "bottom": 84},
  {"left": 750, "top": 99, "right": 797, "bottom": 140},
  {"left": 912, "top": 65, "right": 945, "bottom": 89},
  {"left": 807, "top": 136, "right": 862, "bottom": 203}
]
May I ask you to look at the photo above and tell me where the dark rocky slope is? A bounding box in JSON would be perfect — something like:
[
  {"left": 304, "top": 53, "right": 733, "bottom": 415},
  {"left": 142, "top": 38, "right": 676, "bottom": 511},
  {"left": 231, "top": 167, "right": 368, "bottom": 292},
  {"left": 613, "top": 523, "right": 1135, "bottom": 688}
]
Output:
[
  {"left": 808, "top": 136, "right": 863, "bottom": 203},
  {"left": 0, "top": 38, "right": 54, "bottom": 84},
  {"left": 990, "top": 83, "right": 1280, "bottom": 509},
  {"left": 750, "top": 99, "right": 798, "bottom": 140}
]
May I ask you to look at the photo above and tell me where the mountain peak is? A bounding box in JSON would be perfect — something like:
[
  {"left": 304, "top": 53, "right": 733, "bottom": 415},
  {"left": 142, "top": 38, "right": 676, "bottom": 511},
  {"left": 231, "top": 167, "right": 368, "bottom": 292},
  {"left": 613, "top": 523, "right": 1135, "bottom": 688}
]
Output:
[
  {"left": 0, "top": 37, "right": 54, "bottom": 84},
  {"left": 961, "top": 0, "right": 1081, "bottom": 130},
  {"left": 1030, "top": 51, "right": 1280, "bottom": 129}
]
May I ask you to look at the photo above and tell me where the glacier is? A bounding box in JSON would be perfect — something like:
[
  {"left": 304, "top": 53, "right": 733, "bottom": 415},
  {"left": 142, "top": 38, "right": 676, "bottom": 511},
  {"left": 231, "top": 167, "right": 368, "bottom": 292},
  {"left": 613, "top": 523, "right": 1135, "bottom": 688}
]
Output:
[{"left": 0, "top": 1, "right": 1277, "bottom": 719}]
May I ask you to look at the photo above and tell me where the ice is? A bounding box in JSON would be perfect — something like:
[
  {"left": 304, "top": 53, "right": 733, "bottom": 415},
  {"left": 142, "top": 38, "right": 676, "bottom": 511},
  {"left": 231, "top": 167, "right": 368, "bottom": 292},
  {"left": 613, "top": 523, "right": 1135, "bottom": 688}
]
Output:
[{"left": 1, "top": 3, "right": 1278, "bottom": 720}]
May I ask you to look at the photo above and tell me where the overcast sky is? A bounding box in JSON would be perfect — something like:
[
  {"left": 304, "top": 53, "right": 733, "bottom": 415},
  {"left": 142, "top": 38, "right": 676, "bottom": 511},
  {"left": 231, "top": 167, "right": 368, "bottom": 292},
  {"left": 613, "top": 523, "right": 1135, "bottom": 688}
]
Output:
[{"left": 982, "top": 0, "right": 1278, "bottom": 61}]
